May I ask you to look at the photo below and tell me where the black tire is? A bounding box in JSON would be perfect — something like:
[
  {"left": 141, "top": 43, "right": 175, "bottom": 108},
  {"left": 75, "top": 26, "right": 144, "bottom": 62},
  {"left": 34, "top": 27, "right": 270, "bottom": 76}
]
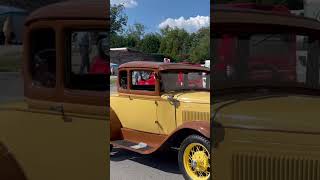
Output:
[{"left": 178, "top": 135, "right": 210, "bottom": 180}]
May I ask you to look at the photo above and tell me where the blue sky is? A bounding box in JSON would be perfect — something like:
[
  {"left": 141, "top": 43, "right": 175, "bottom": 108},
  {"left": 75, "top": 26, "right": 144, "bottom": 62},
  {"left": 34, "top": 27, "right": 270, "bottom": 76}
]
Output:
[{"left": 110, "top": 0, "right": 210, "bottom": 33}]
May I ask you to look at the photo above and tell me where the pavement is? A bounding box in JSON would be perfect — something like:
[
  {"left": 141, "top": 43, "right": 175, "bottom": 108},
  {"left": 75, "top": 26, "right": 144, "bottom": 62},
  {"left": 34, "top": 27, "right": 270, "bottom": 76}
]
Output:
[
  {"left": 110, "top": 148, "right": 184, "bottom": 180},
  {"left": 0, "top": 73, "right": 183, "bottom": 180}
]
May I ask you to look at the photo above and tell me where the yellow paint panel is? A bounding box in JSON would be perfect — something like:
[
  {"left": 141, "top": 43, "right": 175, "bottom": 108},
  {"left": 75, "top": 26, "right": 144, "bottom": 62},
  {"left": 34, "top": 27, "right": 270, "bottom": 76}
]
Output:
[
  {"left": 157, "top": 96, "right": 176, "bottom": 134},
  {"left": 0, "top": 105, "right": 108, "bottom": 180},
  {"left": 111, "top": 95, "right": 160, "bottom": 134}
]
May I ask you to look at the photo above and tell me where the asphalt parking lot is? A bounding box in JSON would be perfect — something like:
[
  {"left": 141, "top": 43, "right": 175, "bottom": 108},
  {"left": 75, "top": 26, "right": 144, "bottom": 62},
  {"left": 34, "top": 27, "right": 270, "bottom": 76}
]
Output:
[{"left": 110, "top": 147, "right": 184, "bottom": 180}]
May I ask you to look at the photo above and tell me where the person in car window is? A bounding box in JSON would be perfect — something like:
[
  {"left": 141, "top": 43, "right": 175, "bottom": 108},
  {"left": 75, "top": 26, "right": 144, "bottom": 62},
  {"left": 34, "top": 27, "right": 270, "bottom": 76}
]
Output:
[{"left": 89, "top": 35, "right": 109, "bottom": 74}]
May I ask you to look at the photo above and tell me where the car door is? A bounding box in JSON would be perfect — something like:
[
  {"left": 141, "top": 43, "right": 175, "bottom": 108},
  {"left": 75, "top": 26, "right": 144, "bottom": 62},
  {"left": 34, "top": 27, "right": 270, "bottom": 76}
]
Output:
[{"left": 112, "top": 69, "right": 160, "bottom": 134}]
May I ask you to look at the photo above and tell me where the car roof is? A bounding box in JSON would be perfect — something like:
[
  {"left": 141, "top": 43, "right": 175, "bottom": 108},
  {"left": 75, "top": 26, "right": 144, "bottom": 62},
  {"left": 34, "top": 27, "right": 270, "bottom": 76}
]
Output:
[
  {"left": 25, "top": 0, "right": 108, "bottom": 25},
  {"left": 212, "top": 6, "right": 320, "bottom": 32},
  {"left": 119, "top": 61, "right": 210, "bottom": 71}
]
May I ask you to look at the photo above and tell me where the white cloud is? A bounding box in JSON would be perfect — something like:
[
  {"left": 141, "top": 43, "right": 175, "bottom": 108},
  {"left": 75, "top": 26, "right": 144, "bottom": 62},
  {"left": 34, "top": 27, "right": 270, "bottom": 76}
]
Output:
[
  {"left": 159, "top": 15, "right": 209, "bottom": 33},
  {"left": 111, "top": 0, "right": 138, "bottom": 8}
]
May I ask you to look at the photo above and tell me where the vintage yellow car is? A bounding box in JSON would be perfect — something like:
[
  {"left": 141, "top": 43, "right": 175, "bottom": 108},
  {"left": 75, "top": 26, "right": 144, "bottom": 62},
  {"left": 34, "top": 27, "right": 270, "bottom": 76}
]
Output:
[
  {"left": 110, "top": 61, "right": 210, "bottom": 179},
  {"left": 212, "top": 6, "right": 320, "bottom": 180},
  {"left": 0, "top": 1, "right": 109, "bottom": 180}
]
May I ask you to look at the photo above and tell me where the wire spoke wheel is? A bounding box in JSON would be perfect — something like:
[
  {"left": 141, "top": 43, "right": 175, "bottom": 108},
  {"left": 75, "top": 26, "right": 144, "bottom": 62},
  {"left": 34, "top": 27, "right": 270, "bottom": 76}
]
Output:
[{"left": 183, "top": 143, "right": 210, "bottom": 180}]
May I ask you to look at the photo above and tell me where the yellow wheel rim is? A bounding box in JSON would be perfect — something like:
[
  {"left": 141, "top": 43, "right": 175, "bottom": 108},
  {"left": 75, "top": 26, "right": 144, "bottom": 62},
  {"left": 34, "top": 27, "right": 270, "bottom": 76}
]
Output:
[{"left": 183, "top": 143, "right": 210, "bottom": 180}]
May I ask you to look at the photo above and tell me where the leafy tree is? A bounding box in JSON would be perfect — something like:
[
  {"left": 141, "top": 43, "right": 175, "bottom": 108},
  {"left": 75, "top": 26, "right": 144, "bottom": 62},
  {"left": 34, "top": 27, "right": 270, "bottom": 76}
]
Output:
[
  {"left": 110, "top": 4, "right": 128, "bottom": 35},
  {"left": 189, "top": 27, "right": 210, "bottom": 63},
  {"left": 110, "top": 33, "right": 127, "bottom": 48},
  {"left": 124, "top": 23, "right": 145, "bottom": 49},
  {"left": 138, "top": 33, "right": 161, "bottom": 53},
  {"left": 126, "top": 23, "right": 145, "bottom": 39},
  {"left": 125, "top": 35, "right": 139, "bottom": 48},
  {"left": 159, "top": 27, "right": 192, "bottom": 62}
]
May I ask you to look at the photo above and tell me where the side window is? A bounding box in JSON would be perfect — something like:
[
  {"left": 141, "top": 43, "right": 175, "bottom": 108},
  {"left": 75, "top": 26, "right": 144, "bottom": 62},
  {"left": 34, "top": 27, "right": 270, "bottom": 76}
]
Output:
[
  {"left": 30, "top": 28, "right": 56, "bottom": 88},
  {"left": 131, "top": 70, "right": 155, "bottom": 91},
  {"left": 119, "top": 70, "right": 127, "bottom": 89},
  {"left": 65, "top": 30, "right": 109, "bottom": 91}
]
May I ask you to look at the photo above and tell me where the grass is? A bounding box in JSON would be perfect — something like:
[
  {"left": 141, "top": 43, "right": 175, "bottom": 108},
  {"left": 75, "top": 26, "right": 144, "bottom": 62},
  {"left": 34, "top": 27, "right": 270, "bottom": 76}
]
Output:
[{"left": 0, "top": 46, "right": 22, "bottom": 72}]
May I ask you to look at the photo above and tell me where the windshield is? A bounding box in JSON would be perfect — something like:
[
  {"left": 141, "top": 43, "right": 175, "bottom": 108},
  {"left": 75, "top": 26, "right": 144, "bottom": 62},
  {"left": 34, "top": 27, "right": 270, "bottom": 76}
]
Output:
[
  {"left": 212, "top": 31, "right": 320, "bottom": 91},
  {"left": 160, "top": 70, "right": 210, "bottom": 92}
]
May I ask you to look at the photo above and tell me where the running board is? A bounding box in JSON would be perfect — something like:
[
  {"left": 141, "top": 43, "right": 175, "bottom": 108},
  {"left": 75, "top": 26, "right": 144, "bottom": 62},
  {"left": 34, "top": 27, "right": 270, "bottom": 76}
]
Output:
[{"left": 111, "top": 140, "right": 155, "bottom": 154}]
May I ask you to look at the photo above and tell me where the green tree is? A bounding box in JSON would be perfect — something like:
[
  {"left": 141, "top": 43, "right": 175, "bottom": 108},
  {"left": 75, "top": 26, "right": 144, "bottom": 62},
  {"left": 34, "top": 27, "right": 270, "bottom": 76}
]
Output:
[
  {"left": 159, "top": 27, "right": 191, "bottom": 62},
  {"left": 125, "top": 23, "right": 145, "bottom": 49},
  {"left": 110, "top": 33, "right": 127, "bottom": 48},
  {"left": 110, "top": 4, "right": 128, "bottom": 35},
  {"left": 189, "top": 27, "right": 210, "bottom": 63},
  {"left": 127, "top": 23, "right": 145, "bottom": 39},
  {"left": 110, "top": 4, "right": 128, "bottom": 48},
  {"left": 138, "top": 33, "right": 161, "bottom": 53}
]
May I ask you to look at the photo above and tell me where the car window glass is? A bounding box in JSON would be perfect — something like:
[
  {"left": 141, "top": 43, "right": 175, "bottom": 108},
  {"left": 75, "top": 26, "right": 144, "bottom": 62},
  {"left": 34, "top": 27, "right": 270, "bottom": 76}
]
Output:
[
  {"left": 65, "top": 30, "right": 109, "bottom": 91},
  {"left": 30, "top": 28, "right": 56, "bottom": 88},
  {"left": 119, "top": 70, "right": 127, "bottom": 89},
  {"left": 131, "top": 70, "right": 155, "bottom": 91}
]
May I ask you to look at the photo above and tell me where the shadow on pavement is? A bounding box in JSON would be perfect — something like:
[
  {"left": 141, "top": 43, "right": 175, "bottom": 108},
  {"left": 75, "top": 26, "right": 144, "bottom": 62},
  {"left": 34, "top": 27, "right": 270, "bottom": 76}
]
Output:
[{"left": 110, "top": 147, "right": 182, "bottom": 175}]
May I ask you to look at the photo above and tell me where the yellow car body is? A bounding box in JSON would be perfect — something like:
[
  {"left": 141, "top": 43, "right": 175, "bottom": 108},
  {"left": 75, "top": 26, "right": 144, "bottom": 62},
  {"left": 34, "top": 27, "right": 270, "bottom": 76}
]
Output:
[
  {"left": 211, "top": 7, "right": 320, "bottom": 180},
  {"left": 0, "top": 1, "right": 109, "bottom": 180},
  {"left": 110, "top": 61, "right": 210, "bottom": 180},
  {"left": 111, "top": 91, "right": 210, "bottom": 135}
]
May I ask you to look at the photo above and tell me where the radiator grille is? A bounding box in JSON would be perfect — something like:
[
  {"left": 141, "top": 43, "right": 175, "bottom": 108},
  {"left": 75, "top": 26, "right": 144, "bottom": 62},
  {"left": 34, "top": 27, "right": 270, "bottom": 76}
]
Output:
[
  {"left": 182, "top": 111, "right": 210, "bottom": 122},
  {"left": 232, "top": 152, "right": 320, "bottom": 180}
]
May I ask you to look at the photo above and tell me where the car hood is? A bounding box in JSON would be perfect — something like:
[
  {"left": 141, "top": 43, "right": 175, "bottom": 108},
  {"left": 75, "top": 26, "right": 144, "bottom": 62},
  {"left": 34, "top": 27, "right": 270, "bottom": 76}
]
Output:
[
  {"left": 163, "top": 91, "right": 210, "bottom": 104},
  {"left": 213, "top": 94, "right": 320, "bottom": 133}
]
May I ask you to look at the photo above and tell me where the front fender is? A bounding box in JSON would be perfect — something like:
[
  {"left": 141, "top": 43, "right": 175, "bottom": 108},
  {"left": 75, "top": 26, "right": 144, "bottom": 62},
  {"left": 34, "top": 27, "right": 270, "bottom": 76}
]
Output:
[{"left": 174, "top": 120, "right": 210, "bottom": 139}]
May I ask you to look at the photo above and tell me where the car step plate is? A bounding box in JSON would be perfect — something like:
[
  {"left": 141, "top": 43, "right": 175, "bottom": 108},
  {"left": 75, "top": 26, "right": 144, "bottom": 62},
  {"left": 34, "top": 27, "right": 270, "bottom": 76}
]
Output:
[{"left": 112, "top": 140, "right": 153, "bottom": 152}]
